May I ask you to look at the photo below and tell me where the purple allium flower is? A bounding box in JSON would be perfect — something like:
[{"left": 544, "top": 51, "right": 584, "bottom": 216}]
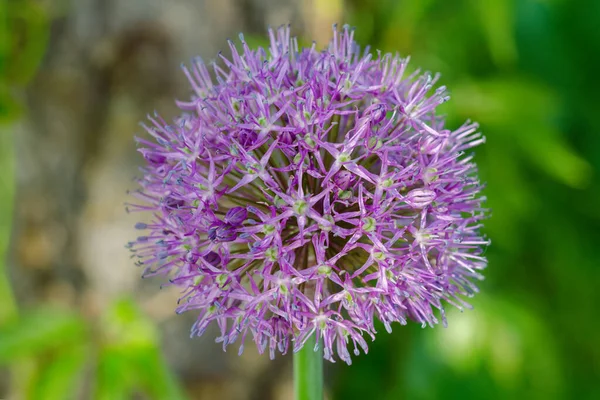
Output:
[{"left": 128, "top": 25, "right": 489, "bottom": 364}]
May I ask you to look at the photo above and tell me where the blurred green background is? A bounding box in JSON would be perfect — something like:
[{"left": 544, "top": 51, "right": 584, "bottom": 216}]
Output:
[{"left": 1, "top": 0, "right": 598, "bottom": 399}]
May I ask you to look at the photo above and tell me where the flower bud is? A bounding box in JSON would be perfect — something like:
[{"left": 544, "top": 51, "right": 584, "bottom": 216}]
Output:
[
  {"left": 143, "top": 152, "right": 166, "bottom": 165},
  {"left": 203, "top": 251, "right": 221, "bottom": 267},
  {"left": 368, "top": 103, "right": 387, "bottom": 125},
  {"left": 333, "top": 170, "right": 355, "bottom": 190},
  {"left": 208, "top": 223, "right": 238, "bottom": 242},
  {"left": 280, "top": 131, "right": 295, "bottom": 145},
  {"left": 236, "top": 129, "right": 257, "bottom": 147},
  {"left": 405, "top": 188, "right": 436, "bottom": 208},
  {"left": 164, "top": 196, "right": 185, "bottom": 209},
  {"left": 225, "top": 207, "right": 247, "bottom": 226}
]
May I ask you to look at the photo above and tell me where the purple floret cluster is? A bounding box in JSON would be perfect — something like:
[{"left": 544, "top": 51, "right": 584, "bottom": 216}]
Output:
[{"left": 128, "top": 25, "right": 489, "bottom": 364}]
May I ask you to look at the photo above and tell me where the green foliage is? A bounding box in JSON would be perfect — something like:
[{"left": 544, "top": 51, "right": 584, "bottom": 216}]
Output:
[
  {"left": 0, "top": 0, "right": 49, "bottom": 123},
  {"left": 0, "top": 309, "right": 86, "bottom": 364},
  {"left": 0, "top": 300, "right": 188, "bottom": 399},
  {"left": 29, "top": 346, "right": 88, "bottom": 400},
  {"left": 95, "top": 300, "right": 188, "bottom": 400},
  {"left": 399, "top": 296, "right": 564, "bottom": 399},
  {"left": 95, "top": 349, "right": 133, "bottom": 400},
  {"left": 0, "top": 127, "right": 15, "bottom": 323}
]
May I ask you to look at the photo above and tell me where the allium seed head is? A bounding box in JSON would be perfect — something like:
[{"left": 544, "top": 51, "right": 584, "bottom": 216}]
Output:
[{"left": 128, "top": 25, "right": 489, "bottom": 364}]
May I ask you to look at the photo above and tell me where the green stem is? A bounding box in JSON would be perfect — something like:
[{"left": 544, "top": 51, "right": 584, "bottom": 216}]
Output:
[{"left": 294, "top": 334, "right": 323, "bottom": 400}]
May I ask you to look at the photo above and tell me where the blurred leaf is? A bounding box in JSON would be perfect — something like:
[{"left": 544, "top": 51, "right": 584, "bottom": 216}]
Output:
[
  {"left": 28, "top": 346, "right": 88, "bottom": 400},
  {"left": 95, "top": 349, "right": 133, "bottom": 400},
  {"left": 132, "top": 348, "right": 188, "bottom": 400},
  {"left": 449, "top": 78, "right": 591, "bottom": 188},
  {"left": 0, "top": 308, "right": 87, "bottom": 364},
  {"left": 516, "top": 129, "right": 592, "bottom": 188},
  {"left": 3, "top": 0, "right": 49, "bottom": 84},
  {"left": 0, "top": 126, "right": 16, "bottom": 323},
  {"left": 98, "top": 299, "right": 188, "bottom": 399},
  {"left": 448, "top": 78, "right": 557, "bottom": 125},
  {"left": 475, "top": 139, "right": 537, "bottom": 251},
  {"left": 95, "top": 298, "right": 159, "bottom": 400},
  {"left": 10, "top": 358, "right": 38, "bottom": 400},
  {"left": 469, "top": 0, "right": 517, "bottom": 67},
  {"left": 0, "top": 83, "right": 22, "bottom": 123},
  {"left": 0, "top": 0, "right": 49, "bottom": 125},
  {"left": 388, "top": 296, "right": 564, "bottom": 399},
  {"left": 381, "top": 0, "right": 436, "bottom": 52},
  {"left": 95, "top": 346, "right": 188, "bottom": 400},
  {"left": 101, "top": 298, "right": 158, "bottom": 350},
  {"left": 333, "top": 320, "right": 409, "bottom": 400}
]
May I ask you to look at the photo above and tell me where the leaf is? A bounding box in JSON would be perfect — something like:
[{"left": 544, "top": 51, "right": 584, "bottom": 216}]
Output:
[
  {"left": 28, "top": 346, "right": 88, "bottom": 400},
  {"left": 0, "top": 84, "right": 22, "bottom": 124},
  {"left": 381, "top": 0, "right": 436, "bottom": 52},
  {"left": 0, "top": 126, "right": 17, "bottom": 323},
  {"left": 101, "top": 299, "right": 157, "bottom": 351},
  {"left": 469, "top": 0, "right": 517, "bottom": 67},
  {"left": 389, "top": 296, "right": 565, "bottom": 399},
  {"left": 449, "top": 78, "right": 592, "bottom": 188},
  {"left": 4, "top": 1, "right": 50, "bottom": 85},
  {"left": 96, "top": 299, "right": 188, "bottom": 399},
  {"left": 0, "top": 308, "right": 87, "bottom": 364},
  {"left": 131, "top": 348, "right": 188, "bottom": 400},
  {"left": 516, "top": 129, "right": 592, "bottom": 189},
  {"left": 94, "top": 349, "right": 133, "bottom": 400}
]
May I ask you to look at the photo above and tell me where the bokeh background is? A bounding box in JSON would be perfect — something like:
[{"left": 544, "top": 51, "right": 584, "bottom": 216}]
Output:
[{"left": 1, "top": 0, "right": 599, "bottom": 399}]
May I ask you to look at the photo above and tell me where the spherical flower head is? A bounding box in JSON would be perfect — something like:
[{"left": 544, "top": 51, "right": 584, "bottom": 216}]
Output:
[{"left": 128, "top": 25, "right": 489, "bottom": 364}]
